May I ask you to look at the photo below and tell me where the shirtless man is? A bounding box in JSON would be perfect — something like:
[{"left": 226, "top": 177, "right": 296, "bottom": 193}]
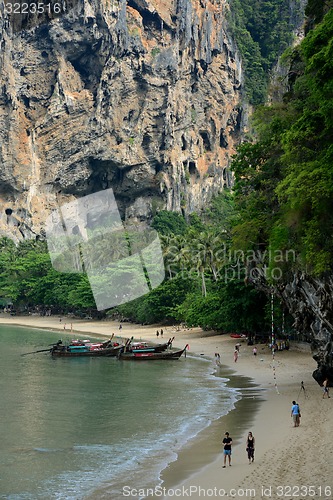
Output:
[{"left": 323, "top": 378, "right": 330, "bottom": 399}]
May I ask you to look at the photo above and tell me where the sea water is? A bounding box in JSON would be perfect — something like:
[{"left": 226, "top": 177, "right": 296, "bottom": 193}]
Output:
[{"left": 0, "top": 325, "right": 243, "bottom": 500}]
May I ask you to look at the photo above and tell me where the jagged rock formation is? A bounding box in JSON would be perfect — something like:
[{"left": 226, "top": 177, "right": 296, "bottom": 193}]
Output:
[
  {"left": 246, "top": 260, "right": 333, "bottom": 385},
  {"left": 0, "top": 0, "right": 243, "bottom": 240},
  {"left": 280, "top": 274, "right": 333, "bottom": 385}
]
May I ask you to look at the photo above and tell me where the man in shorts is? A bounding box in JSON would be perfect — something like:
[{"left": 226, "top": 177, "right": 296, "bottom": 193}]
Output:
[
  {"left": 222, "top": 431, "right": 233, "bottom": 467},
  {"left": 291, "top": 400, "right": 300, "bottom": 427},
  {"left": 323, "top": 378, "right": 330, "bottom": 399}
]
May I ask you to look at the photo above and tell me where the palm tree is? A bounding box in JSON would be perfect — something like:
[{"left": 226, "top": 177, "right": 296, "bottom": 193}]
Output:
[{"left": 161, "top": 227, "right": 229, "bottom": 296}]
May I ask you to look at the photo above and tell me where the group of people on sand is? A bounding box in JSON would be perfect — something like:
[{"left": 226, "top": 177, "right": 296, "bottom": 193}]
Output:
[
  {"left": 222, "top": 431, "right": 255, "bottom": 467},
  {"left": 233, "top": 343, "right": 257, "bottom": 362},
  {"left": 222, "top": 379, "right": 331, "bottom": 467},
  {"left": 288, "top": 378, "right": 330, "bottom": 430},
  {"left": 287, "top": 378, "right": 330, "bottom": 431}
]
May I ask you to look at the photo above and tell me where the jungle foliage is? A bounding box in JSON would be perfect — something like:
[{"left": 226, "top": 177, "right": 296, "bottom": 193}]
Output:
[
  {"left": 0, "top": 195, "right": 275, "bottom": 334},
  {"left": 232, "top": 7, "right": 333, "bottom": 275},
  {"left": 114, "top": 198, "right": 275, "bottom": 333},
  {"left": 227, "top": 0, "right": 305, "bottom": 104},
  {"left": 0, "top": 238, "right": 96, "bottom": 313}
]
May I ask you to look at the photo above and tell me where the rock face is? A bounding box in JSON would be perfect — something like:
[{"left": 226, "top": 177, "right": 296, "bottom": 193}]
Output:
[
  {"left": 0, "top": 0, "right": 242, "bottom": 240},
  {"left": 280, "top": 274, "right": 333, "bottom": 386},
  {"left": 246, "top": 262, "right": 333, "bottom": 386}
]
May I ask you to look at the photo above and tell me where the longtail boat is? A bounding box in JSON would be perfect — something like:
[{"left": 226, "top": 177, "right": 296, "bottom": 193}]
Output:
[
  {"left": 128, "top": 337, "right": 175, "bottom": 353},
  {"left": 118, "top": 344, "right": 188, "bottom": 361},
  {"left": 50, "top": 337, "right": 122, "bottom": 358}
]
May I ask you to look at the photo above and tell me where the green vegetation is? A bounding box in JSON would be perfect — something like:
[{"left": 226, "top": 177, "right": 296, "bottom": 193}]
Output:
[
  {"left": 0, "top": 239, "right": 95, "bottom": 313},
  {"left": 232, "top": 8, "right": 333, "bottom": 275},
  {"left": 151, "top": 47, "right": 161, "bottom": 58},
  {"left": 151, "top": 210, "right": 187, "bottom": 236},
  {"left": 190, "top": 108, "right": 197, "bottom": 123},
  {"left": 129, "top": 27, "right": 140, "bottom": 38},
  {"left": 305, "top": 0, "right": 333, "bottom": 31},
  {"left": 114, "top": 192, "right": 277, "bottom": 333},
  {"left": 227, "top": 0, "right": 304, "bottom": 104},
  {"left": 0, "top": 193, "right": 276, "bottom": 334}
]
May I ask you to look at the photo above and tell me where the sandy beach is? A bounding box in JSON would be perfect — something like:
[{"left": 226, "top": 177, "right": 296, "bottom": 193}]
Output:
[{"left": 1, "top": 314, "right": 332, "bottom": 500}]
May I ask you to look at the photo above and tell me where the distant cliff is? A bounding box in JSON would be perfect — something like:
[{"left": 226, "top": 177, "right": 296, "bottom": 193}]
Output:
[{"left": 0, "top": 0, "right": 243, "bottom": 240}]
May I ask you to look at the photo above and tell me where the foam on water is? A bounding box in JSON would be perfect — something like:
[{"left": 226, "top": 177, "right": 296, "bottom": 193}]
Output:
[{"left": 42, "top": 364, "right": 241, "bottom": 499}]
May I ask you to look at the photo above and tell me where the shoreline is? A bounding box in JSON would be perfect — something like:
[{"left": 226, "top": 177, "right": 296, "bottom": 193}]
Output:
[
  {"left": 160, "top": 369, "right": 265, "bottom": 491},
  {"left": 1, "top": 315, "right": 333, "bottom": 499}
]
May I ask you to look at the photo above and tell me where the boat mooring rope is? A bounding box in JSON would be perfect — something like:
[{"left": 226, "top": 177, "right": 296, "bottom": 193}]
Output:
[{"left": 271, "top": 292, "right": 280, "bottom": 395}]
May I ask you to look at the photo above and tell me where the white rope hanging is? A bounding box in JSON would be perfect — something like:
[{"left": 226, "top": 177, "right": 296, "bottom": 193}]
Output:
[{"left": 271, "top": 292, "right": 280, "bottom": 395}]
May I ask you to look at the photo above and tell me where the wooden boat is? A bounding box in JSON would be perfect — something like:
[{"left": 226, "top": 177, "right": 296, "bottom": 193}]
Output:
[
  {"left": 128, "top": 337, "right": 174, "bottom": 353},
  {"left": 118, "top": 344, "right": 188, "bottom": 361},
  {"left": 50, "top": 338, "right": 122, "bottom": 358}
]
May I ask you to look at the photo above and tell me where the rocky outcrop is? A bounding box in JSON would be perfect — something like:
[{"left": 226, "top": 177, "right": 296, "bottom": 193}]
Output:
[
  {"left": 246, "top": 260, "right": 333, "bottom": 386},
  {"left": 280, "top": 274, "right": 333, "bottom": 386},
  {"left": 0, "top": 0, "right": 243, "bottom": 240}
]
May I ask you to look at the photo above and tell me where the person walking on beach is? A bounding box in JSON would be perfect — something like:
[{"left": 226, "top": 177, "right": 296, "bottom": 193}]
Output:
[
  {"left": 297, "top": 380, "right": 307, "bottom": 399},
  {"left": 246, "top": 431, "right": 255, "bottom": 464},
  {"left": 296, "top": 403, "right": 301, "bottom": 426},
  {"left": 233, "top": 349, "right": 238, "bottom": 362},
  {"left": 322, "top": 377, "right": 330, "bottom": 398},
  {"left": 291, "top": 400, "right": 301, "bottom": 427},
  {"left": 222, "top": 432, "right": 232, "bottom": 467},
  {"left": 253, "top": 346, "right": 257, "bottom": 357}
]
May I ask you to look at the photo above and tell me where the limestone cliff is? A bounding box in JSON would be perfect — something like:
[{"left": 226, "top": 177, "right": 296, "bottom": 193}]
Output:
[
  {"left": 0, "top": 0, "right": 242, "bottom": 240},
  {"left": 280, "top": 274, "right": 333, "bottom": 386},
  {"left": 246, "top": 261, "right": 333, "bottom": 386}
]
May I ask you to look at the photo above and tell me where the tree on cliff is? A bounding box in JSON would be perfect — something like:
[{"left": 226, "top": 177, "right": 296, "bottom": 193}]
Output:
[
  {"left": 229, "top": 7, "right": 333, "bottom": 383},
  {"left": 231, "top": 7, "right": 333, "bottom": 276},
  {"left": 227, "top": 0, "right": 305, "bottom": 104}
]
